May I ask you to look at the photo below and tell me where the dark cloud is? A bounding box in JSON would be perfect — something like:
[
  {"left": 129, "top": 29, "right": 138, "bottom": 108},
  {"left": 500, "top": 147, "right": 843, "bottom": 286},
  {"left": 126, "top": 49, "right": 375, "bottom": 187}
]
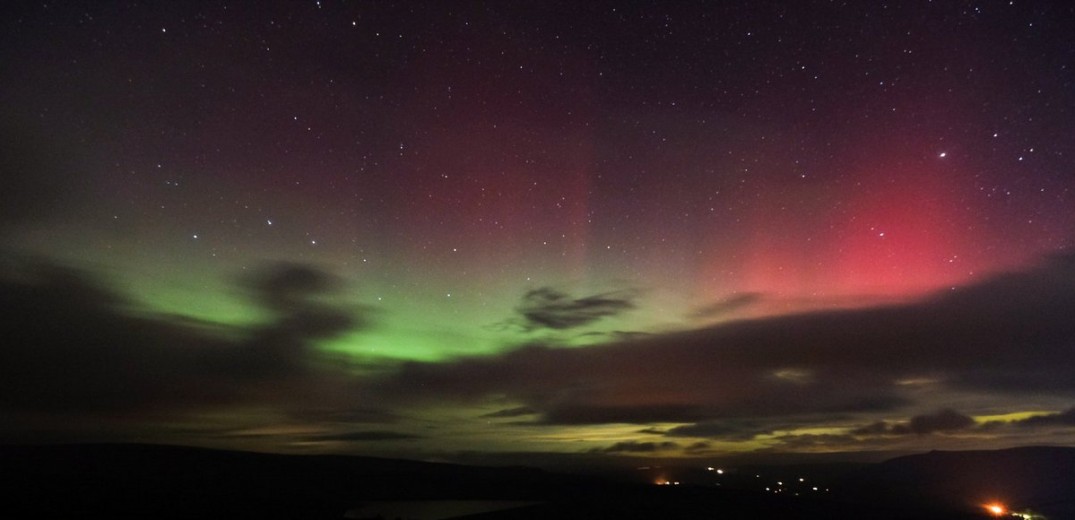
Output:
[
  {"left": 244, "top": 263, "right": 360, "bottom": 341},
  {"left": 481, "top": 406, "right": 537, "bottom": 418},
  {"left": 904, "top": 409, "right": 976, "bottom": 435},
  {"left": 852, "top": 409, "right": 976, "bottom": 436},
  {"left": 764, "top": 433, "right": 861, "bottom": 451},
  {"left": 606, "top": 330, "right": 653, "bottom": 342},
  {"left": 683, "top": 441, "right": 712, "bottom": 454},
  {"left": 287, "top": 408, "right": 400, "bottom": 425},
  {"left": 541, "top": 404, "right": 707, "bottom": 425},
  {"left": 855, "top": 407, "right": 1075, "bottom": 437},
  {"left": 248, "top": 263, "right": 335, "bottom": 310},
  {"left": 590, "top": 441, "right": 679, "bottom": 454},
  {"left": 691, "top": 293, "right": 763, "bottom": 320},
  {"left": 1, "top": 261, "right": 226, "bottom": 413},
  {"left": 0, "top": 259, "right": 365, "bottom": 416},
  {"left": 851, "top": 421, "right": 892, "bottom": 436},
  {"left": 517, "top": 287, "right": 636, "bottom": 330},
  {"left": 665, "top": 420, "right": 774, "bottom": 441},
  {"left": 1014, "top": 407, "right": 1075, "bottom": 428},
  {"left": 369, "top": 255, "right": 1075, "bottom": 432},
  {"left": 575, "top": 330, "right": 652, "bottom": 343},
  {"left": 7, "top": 252, "right": 1075, "bottom": 454},
  {"left": 310, "top": 430, "right": 421, "bottom": 442}
]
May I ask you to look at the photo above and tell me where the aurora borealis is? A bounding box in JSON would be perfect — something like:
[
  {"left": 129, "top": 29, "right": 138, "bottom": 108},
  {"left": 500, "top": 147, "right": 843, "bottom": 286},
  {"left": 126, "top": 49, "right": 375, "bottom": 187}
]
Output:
[{"left": 3, "top": 1, "right": 1075, "bottom": 464}]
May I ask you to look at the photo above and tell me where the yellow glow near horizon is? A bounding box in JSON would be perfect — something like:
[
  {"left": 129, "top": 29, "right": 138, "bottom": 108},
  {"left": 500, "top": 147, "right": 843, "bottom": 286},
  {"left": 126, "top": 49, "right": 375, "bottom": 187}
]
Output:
[{"left": 973, "top": 411, "right": 1055, "bottom": 424}]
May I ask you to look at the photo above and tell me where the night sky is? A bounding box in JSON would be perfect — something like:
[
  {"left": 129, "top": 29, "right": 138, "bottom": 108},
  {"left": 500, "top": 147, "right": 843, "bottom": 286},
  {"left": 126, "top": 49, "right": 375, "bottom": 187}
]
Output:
[{"left": 3, "top": 1, "right": 1075, "bottom": 464}]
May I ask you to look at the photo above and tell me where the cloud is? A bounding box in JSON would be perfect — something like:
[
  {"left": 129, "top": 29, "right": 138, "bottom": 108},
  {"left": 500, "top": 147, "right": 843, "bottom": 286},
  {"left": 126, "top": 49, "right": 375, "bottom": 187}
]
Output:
[
  {"left": 243, "top": 263, "right": 360, "bottom": 342},
  {"left": 368, "top": 255, "right": 1075, "bottom": 434},
  {"left": 310, "top": 430, "right": 421, "bottom": 442},
  {"left": 540, "top": 404, "right": 707, "bottom": 425},
  {"left": 764, "top": 433, "right": 861, "bottom": 451},
  {"left": 690, "top": 292, "right": 763, "bottom": 320},
  {"left": 589, "top": 441, "right": 679, "bottom": 454},
  {"left": 287, "top": 407, "right": 400, "bottom": 425},
  {"left": 904, "top": 409, "right": 976, "bottom": 434},
  {"left": 683, "top": 441, "right": 712, "bottom": 454},
  {"left": 7, "top": 252, "right": 1075, "bottom": 456},
  {"left": 0, "top": 259, "right": 366, "bottom": 416},
  {"left": 480, "top": 406, "right": 536, "bottom": 418},
  {"left": 247, "top": 263, "right": 335, "bottom": 310},
  {"left": 1013, "top": 407, "right": 1075, "bottom": 428},
  {"left": 665, "top": 420, "right": 775, "bottom": 441},
  {"left": 854, "top": 407, "right": 1075, "bottom": 438},
  {"left": 516, "top": 287, "right": 636, "bottom": 330},
  {"left": 851, "top": 421, "right": 892, "bottom": 436},
  {"left": 852, "top": 409, "right": 976, "bottom": 436}
]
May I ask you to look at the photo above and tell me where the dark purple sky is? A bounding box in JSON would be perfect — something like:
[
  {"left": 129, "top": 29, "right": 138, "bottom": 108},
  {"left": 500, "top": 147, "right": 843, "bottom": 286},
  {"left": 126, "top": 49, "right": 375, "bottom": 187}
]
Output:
[{"left": 2, "top": 1, "right": 1074, "bottom": 462}]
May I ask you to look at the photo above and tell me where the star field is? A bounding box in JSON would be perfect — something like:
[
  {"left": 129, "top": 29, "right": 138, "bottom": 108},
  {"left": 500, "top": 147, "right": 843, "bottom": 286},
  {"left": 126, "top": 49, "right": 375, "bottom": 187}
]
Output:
[{"left": 2, "top": 1, "right": 1075, "bottom": 461}]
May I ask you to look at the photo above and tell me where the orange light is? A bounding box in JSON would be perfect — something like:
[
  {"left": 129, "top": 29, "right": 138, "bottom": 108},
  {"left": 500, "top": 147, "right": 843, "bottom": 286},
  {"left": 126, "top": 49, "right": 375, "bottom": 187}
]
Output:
[{"left": 985, "top": 503, "right": 1006, "bottom": 516}]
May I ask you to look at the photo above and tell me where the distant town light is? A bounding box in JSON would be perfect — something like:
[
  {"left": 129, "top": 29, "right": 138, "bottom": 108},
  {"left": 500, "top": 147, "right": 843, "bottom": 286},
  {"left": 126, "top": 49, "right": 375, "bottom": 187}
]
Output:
[{"left": 985, "top": 503, "right": 1006, "bottom": 516}]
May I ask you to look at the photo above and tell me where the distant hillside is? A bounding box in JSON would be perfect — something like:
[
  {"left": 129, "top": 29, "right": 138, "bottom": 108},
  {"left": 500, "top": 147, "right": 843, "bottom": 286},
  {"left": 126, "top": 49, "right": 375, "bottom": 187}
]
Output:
[
  {"left": 0, "top": 443, "right": 992, "bottom": 519},
  {"left": 836, "top": 446, "right": 1075, "bottom": 519},
  {"left": 0, "top": 443, "right": 567, "bottom": 518}
]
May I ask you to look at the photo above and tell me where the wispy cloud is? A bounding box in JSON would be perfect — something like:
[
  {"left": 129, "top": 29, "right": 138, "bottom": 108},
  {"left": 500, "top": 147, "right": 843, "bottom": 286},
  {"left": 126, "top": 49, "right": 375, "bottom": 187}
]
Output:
[
  {"left": 589, "top": 441, "right": 679, "bottom": 454},
  {"left": 308, "top": 430, "right": 421, "bottom": 442},
  {"left": 851, "top": 409, "right": 976, "bottom": 436},
  {"left": 516, "top": 287, "right": 637, "bottom": 330}
]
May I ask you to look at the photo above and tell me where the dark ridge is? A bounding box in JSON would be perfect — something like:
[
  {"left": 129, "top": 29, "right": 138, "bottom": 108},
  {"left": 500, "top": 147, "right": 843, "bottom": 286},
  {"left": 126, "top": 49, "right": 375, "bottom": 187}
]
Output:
[
  {"left": 835, "top": 446, "right": 1075, "bottom": 519},
  {"left": 0, "top": 443, "right": 996, "bottom": 519},
  {"left": 0, "top": 443, "right": 569, "bottom": 518}
]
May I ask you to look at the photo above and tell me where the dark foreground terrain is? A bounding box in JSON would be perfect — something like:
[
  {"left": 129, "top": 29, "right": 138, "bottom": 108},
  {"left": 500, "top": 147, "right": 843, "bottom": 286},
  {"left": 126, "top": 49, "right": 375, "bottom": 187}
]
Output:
[
  {"left": 2, "top": 443, "right": 1066, "bottom": 519},
  {"left": 835, "top": 446, "right": 1075, "bottom": 520}
]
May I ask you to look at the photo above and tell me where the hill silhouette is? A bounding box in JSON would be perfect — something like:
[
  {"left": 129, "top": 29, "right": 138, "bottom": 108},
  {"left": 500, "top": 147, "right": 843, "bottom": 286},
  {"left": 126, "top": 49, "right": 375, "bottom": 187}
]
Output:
[
  {"left": 835, "top": 446, "right": 1075, "bottom": 519},
  {"left": 0, "top": 443, "right": 1027, "bottom": 519}
]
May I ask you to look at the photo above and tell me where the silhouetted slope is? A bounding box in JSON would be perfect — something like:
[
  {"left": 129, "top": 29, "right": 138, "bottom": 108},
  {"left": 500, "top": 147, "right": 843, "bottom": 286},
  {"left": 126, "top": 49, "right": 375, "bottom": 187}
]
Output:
[
  {"left": 0, "top": 443, "right": 567, "bottom": 518},
  {"left": 836, "top": 446, "right": 1075, "bottom": 519},
  {"left": 0, "top": 443, "right": 994, "bottom": 519}
]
